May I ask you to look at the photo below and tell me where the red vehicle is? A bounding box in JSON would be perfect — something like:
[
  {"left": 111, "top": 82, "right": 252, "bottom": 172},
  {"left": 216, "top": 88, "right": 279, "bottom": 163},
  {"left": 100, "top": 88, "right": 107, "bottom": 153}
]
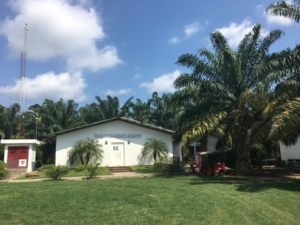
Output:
[{"left": 189, "top": 152, "right": 226, "bottom": 176}]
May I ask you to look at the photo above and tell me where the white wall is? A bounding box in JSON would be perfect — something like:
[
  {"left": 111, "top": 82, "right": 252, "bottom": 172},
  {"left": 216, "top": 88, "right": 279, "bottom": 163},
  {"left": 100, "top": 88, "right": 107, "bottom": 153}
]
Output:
[
  {"left": 280, "top": 141, "right": 300, "bottom": 160},
  {"left": 55, "top": 120, "right": 173, "bottom": 167},
  {"left": 207, "top": 137, "right": 219, "bottom": 152}
]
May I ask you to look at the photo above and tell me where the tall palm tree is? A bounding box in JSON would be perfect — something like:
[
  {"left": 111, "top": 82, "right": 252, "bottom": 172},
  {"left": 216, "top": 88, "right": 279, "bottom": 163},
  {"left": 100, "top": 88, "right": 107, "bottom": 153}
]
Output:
[
  {"left": 80, "top": 95, "right": 133, "bottom": 123},
  {"left": 68, "top": 137, "right": 104, "bottom": 167},
  {"left": 0, "top": 104, "right": 20, "bottom": 139},
  {"left": 141, "top": 138, "right": 169, "bottom": 163},
  {"left": 266, "top": 0, "right": 300, "bottom": 23},
  {"left": 249, "top": 45, "right": 300, "bottom": 146},
  {"left": 130, "top": 98, "right": 153, "bottom": 123},
  {"left": 172, "top": 24, "right": 285, "bottom": 175},
  {"left": 151, "top": 92, "right": 178, "bottom": 130},
  {"left": 26, "top": 98, "right": 86, "bottom": 137}
]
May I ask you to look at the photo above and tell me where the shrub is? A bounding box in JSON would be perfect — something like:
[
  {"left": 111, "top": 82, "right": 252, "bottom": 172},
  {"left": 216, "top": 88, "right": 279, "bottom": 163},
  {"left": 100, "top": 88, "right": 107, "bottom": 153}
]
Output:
[
  {"left": 43, "top": 164, "right": 55, "bottom": 169},
  {"left": 35, "top": 160, "right": 43, "bottom": 169},
  {"left": 45, "top": 165, "right": 69, "bottom": 180},
  {"left": 154, "top": 157, "right": 183, "bottom": 174},
  {"left": 250, "top": 144, "right": 267, "bottom": 168},
  {"left": 221, "top": 148, "right": 237, "bottom": 169},
  {"left": 75, "top": 165, "right": 86, "bottom": 172},
  {"left": 87, "top": 163, "right": 100, "bottom": 178},
  {"left": 0, "top": 160, "right": 10, "bottom": 180}
]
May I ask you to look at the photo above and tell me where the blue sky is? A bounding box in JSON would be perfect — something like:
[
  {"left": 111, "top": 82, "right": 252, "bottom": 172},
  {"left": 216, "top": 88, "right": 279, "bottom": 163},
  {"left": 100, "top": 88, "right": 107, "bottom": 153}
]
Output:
[{"left": 0, "top": 0, "right": 299, "bottom": 109}]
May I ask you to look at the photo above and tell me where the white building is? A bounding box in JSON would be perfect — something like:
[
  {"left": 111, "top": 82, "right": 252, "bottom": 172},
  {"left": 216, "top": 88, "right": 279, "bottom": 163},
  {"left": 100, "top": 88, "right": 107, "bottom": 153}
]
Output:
[
  {"left": 45, "top": 117, "right": 176, "bottom": 167},
  {"left": 280, "top": 141, "right": 300, "bottom": 161},
  {"left": 1, "top": 139, "right": 42, "bottom": 172}
]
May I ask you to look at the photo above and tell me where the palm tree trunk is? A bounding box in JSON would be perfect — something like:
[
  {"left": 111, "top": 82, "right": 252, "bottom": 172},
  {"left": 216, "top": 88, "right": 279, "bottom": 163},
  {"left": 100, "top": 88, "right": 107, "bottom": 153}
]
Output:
[
  {"left": 153, "top": 152, "right": 157, "bottom": 162},
  {"left": 235, "top": 123, "right": 252, "bottom": 175}
]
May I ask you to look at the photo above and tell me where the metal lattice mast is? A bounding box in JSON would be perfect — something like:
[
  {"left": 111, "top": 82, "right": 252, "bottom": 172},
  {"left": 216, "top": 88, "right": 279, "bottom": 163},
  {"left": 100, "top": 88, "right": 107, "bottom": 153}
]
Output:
[{"left": 19, "top": 23, "right": 28, "bottom": 138}]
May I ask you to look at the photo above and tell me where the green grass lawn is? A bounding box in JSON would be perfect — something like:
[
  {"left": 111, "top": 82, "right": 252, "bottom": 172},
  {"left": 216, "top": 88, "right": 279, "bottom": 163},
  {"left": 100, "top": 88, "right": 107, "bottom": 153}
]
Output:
[
  {"left": 14, "top": 167, "right": 112, "bottom": 180},
  {"left": 131, "top": 165, "right": 160, "bottom": 173},
  {"left": 1, "top": 175, "right": 300, "bottom": 224}
]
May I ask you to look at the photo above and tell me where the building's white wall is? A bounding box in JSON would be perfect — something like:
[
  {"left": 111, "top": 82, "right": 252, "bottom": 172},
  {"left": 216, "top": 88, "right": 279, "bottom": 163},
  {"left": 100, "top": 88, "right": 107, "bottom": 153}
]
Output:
[
  {"left": 31, "top": 144, "right": 36, "bottom": 171},
  {"left": 189, "top": 137, "right": 219, "bottom": 152},
  {"left": 55, "top": 120, "right": 173, "bottom": 167},
  {"left": 207, "top": 137, "right": 219, "bottom": 152},
  {"left": 280, "top": 141, "right": 300, "bottom": 160},
  {"left": 4, "top": 145, "right": 8, "bottom": 164}
]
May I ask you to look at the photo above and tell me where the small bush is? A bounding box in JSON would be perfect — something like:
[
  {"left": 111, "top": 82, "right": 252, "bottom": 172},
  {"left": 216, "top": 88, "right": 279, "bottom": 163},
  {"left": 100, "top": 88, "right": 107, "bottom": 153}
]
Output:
[
  {"left": 221, "top": 148, "right": 237, "bottom": 169},
  {"left": 43, "top": 164, "right": 55, "bottom": 169},
  {"left": 153, "top": 162, "right": 164, "bottom": 170},
  {"left": 35, "top": 160, "right": 43, "bottom": 169},
  {"left": 45, "top": 165, "right": 69, "bottom": 180},
  {"left": 87, "top": 163, "right": 100, "bottom": 178},
  {"left": 250, "top": 144, "right": 267, "bottom": 168},
  {"left": 75, "top": 165, "right": 86, "bottom": 172},
  {"left": 0, "top": 160, "right": 10, "bottom": 180}
]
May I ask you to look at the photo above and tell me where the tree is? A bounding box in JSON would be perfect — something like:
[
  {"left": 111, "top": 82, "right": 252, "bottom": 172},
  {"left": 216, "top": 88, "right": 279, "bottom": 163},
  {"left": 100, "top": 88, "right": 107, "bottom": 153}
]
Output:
[
  {"left": 249, "top": 45, "right": 300, "bottom": 147},
  {"left": 79, "top": 95, "right": 133, "bottom": 123},
  {"left": 141, "top": 138, "right": 169, "bottom": 163},
  {"left": 68, "top": 138, "right": 104, "bottom": 167},
  {"left": 266, "top": 0, "right": 300, "bottom": 23},
  {"left": 0, "top": 104, "right": 20, "bottom": 139},
  {"left": 172, "top": 24, "right": 285, "bottom": 175}
]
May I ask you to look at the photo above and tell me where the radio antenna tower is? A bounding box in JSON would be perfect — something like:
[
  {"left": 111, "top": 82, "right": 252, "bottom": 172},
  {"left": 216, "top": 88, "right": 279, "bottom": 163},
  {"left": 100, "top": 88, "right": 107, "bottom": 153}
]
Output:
[{"left": 19, "top": 23, "right": 28, "bottom": 138}]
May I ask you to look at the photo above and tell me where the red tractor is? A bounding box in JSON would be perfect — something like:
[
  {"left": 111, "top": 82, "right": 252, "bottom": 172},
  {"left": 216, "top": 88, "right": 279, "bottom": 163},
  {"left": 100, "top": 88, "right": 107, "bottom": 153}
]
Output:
[{"left": 189, "top": 152, "right": 226, "bottom": 176}]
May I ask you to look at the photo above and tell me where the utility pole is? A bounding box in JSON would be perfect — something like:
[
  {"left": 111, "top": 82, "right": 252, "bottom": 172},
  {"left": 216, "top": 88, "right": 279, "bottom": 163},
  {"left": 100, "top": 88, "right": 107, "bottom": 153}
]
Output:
[{"left": 19, "top": 23, "right": 28, "bottom": 138}]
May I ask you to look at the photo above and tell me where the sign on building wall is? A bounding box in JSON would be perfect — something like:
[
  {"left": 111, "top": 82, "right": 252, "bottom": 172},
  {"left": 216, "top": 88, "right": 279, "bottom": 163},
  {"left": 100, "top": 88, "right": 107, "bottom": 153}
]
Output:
[
  {"left": 94, "top": 134, "right": 142, "bottom": 139},
  {"left": 19, "top": 159, "right": 27, "bottom": 167}
]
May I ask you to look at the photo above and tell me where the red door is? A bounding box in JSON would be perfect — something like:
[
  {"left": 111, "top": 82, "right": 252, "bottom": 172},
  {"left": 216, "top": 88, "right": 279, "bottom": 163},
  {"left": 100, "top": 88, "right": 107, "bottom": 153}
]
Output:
[{"left": 7, "top": 146, "right": 29, "bottom": 169}]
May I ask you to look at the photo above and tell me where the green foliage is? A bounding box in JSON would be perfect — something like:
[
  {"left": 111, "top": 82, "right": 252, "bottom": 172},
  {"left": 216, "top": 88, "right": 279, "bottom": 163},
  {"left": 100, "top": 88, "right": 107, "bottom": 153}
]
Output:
[
  {"left": 250, "top": 144, "right": 267, "bottom": 168},
  {"left": 75, "top": 165, "right": 86, "bottom": 172},
  {"left": 87, "top": 163, "right": 100, "bottom": 178},
  {"left": 35, "top": 160, "right": 43, "bottom": 169},
  {"left": 43, "top": 164, "right": 54, "bottom": 169},
  {"left": 221, "top": 148, "right": 237, "bottom": 169},
  {"left": 68, "top": 138, "right": 104, "bottom": 166},
  {"left": 44, "top": 165, "right": 69, "bottom": 180},
  {"left": 266, "top": 0, "right": 300, "bottom": 23},
  {"left": 0, "top": 144, "right": 4, "bottom": 161},
  {"left": 141, "top": 139, "right": 169, "bottom": 163},
  {"left": 0, "top": 160, "right": 10, "bottom": 180}
]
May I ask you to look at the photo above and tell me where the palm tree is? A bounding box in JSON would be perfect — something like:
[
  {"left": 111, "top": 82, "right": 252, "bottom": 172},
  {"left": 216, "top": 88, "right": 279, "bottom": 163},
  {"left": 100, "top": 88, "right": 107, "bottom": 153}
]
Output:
[
  {"left": 172, "top": 24, "right": 285, "bottom": 175},
  {"left": 80, "top": 95, "right": 133, "bottom": 123},
  {"left": 130, "top": 98, "right": 153, "bottom": 123},
  {"left": 249, "top": 45, "right": 300, "bottom": 146},
  {"left": 0, "top": 104, "right": 20, "bottom": 139},
  {"left": 68, "top": 137, "right": 104, "bottom": 167},
  {"left": 27, "top": 98, "right": 86, "bottom": 136},
  {"left": 151, "top": 92, "right": 178, "bottom": 130},
  {"left": 266, "top": 0, "right": 300, "bottom": 23},
  {"left": 141, "top": 138, "right": 169, "bottom": 163}
]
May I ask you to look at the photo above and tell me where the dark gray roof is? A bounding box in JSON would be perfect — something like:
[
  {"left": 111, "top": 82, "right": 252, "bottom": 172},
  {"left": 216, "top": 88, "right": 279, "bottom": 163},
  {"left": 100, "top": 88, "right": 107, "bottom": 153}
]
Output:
[{"left": 45, "top": 117, "right": 174, "bottom": 142}]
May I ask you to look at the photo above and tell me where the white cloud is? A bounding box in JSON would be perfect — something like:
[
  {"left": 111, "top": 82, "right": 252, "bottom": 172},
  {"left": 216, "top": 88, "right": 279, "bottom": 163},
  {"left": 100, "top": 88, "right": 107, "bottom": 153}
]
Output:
[
  {"left": 134, "top": 74, "right": 140, "bottom": 79},
  {"left": 216, "top": 19, "right": 268, "bottom": 48},
  {"left": 256, "top": 4, "right": 263, "bottom": 9},
  {"left": 140, "top": 70, "right": 180, "bottom": 93},
  {"left": 0, "top": 71, "right": 87, "bottom": 101},
  {"left": 184, "top": 22, "right": 202, "bottom": 37},
  {"left": 168, "top": 37, "right": 180, "bottom": 44},
  {"left": 0, "top": 0, "right": 122, "bottom": 72},
  {"left": 265, "top": 14, "right": 293, "bottom": 26},
  {"left": 105, "top": 88, "right": 133, "bottom": 96}
]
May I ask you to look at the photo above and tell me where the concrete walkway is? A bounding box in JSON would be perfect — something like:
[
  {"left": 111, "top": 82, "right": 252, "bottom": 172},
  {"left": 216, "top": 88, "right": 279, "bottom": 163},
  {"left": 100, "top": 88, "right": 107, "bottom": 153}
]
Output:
[{"left": 6, "top": 172, "right": 158, "bottom": 183}]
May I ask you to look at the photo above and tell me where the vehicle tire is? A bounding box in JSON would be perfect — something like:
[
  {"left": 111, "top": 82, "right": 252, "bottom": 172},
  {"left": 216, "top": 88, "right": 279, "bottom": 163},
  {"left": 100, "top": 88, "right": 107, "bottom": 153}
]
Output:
[
  {"left": 210, "top": 173, "right": 215, "bottom": 176},
  {"left": 218, "top": 170, "right": 225, "bottom": 177}
]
